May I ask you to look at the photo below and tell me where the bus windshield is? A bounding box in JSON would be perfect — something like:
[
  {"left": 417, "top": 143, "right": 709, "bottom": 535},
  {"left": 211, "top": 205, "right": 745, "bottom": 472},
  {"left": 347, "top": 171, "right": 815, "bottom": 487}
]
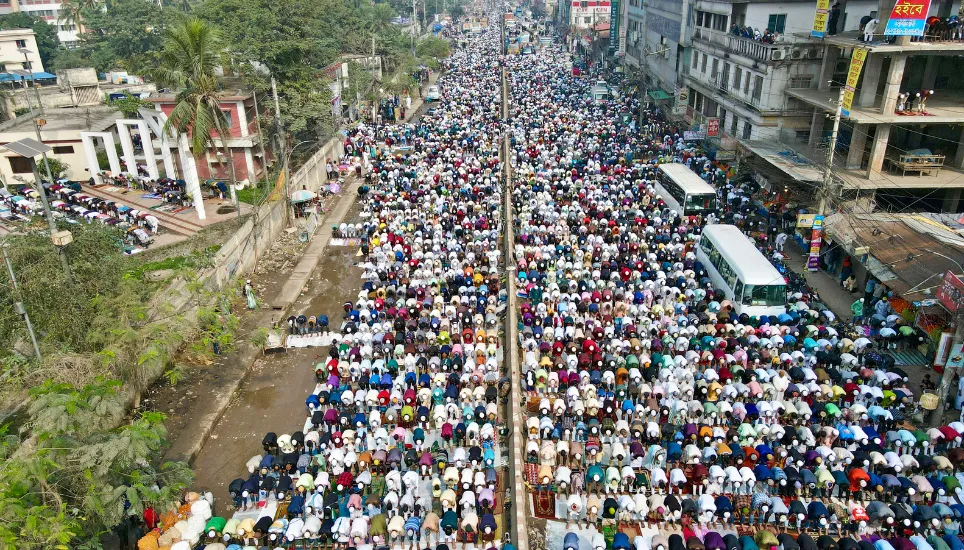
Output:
[
  {"left": 685, "top": 192, "right": 717, "bottom": 212},
  {"left": 742, "top": 284, "right": 785, "bottom": 307}
]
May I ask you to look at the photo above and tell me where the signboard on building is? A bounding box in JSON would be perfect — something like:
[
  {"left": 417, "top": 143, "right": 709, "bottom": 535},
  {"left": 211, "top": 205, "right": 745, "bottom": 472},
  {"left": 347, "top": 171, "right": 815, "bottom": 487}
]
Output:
[
  {"left": 840, "top": 48, "right": 868, "bottom": 117},
  {"left": 609, "top": 0, "right": 620, "bottom": 53},
  {"left": 706, "top": 117, "right": 720, "bottom": 138},
  {"left": 617, "top": 0, "right": 628, "bottom": 56},
  {"left": 683, "top": 130, "right": 705, "bottom": 141},
  {"left": 884, "top": 0, "right": 932, "bottom": 36},
  {"left": 811, "top": 0, "right": 830, "bottom": 37},
  {"left": 807, "top": 215, "right": 824, "bottom": 271},
  {"left": 674, "top": 87, "right": 688, "bottom": 115},
  {"left": 797, "top": 213, "right": 818, "bottom": 228},
  {"left": 937, "top": 270, "right": 964, "bottom": 313}
]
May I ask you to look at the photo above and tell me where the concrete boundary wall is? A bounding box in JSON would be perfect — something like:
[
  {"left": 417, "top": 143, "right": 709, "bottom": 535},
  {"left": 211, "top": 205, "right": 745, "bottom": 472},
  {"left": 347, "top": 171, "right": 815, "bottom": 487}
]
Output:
[{"left": 157, "top": 133, "right": 347, "bottom": 314}]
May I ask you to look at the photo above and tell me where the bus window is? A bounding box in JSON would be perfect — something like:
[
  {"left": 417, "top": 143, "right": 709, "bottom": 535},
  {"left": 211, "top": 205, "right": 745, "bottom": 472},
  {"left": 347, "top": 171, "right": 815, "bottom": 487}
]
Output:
[
  {"left": 686, "top": 193, "right": 717, "bottom": 212},
  {"left": 734, "top": 280, "right": 745, "bottom": 304},
  {"left": 747, "top": 284, "right": 786, "bottom": 306}
]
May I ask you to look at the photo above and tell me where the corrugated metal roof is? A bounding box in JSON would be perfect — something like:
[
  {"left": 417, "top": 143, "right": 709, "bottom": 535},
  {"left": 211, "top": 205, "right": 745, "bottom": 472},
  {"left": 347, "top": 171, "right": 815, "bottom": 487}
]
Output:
[{"left": 823, "top": 212, "right": 964, "bottom": 296}]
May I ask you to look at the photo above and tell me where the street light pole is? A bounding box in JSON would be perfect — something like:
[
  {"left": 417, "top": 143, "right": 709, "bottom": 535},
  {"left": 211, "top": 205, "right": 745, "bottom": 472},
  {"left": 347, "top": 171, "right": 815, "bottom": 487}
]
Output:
[
  {"left": 2, "top": 243, "right": 42, "bottom": 363},
  {"left": 18, "top": 48, "right": 43, "bottom": 116}
]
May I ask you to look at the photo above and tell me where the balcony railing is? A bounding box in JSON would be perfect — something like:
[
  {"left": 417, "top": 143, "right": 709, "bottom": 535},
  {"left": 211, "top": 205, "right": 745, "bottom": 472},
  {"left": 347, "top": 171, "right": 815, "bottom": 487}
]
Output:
[{"left": 692, "top": 27, "right": 781, "bottom": 63}]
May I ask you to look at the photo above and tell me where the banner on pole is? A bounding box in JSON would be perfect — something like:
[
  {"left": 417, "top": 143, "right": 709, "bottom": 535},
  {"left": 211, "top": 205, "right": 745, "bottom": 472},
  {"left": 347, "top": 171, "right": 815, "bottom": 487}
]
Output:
[
  {"left": 884, "top": 0, "right": 932, "bottom": 36},
  {"left": 811, "top": 0, "right": 831, "bottom": 37},
  {"left": 706, "top": 117, "right": 720, "bottom": 137},
  {"left": 840, "top": 48, "right": 868, "bottom": 117},
  {"left": 807, "top": 215, "right": 824, "bottom": 271}
]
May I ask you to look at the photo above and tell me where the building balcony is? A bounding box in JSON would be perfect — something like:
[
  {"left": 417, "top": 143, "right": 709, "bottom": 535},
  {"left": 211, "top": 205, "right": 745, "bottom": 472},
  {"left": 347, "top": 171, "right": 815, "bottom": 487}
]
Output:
[
  {"left": 813, "top": 31, "right": 964, "bottom": 54},
  {"left": 692, "top": 28, "right": 785, "bottom": 63},
  {"left": 788, "top": 88, "right": 964, "bottom": 125},
  {"left": 741, "top": 136, "right": 964, "bottom": 191}
]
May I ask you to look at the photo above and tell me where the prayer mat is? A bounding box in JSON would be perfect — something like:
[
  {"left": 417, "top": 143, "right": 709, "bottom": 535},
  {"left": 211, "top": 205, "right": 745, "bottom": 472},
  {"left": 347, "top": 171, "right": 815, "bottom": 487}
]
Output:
[{"left": 532, "top": 491, "right": 556, "bottom": 520}]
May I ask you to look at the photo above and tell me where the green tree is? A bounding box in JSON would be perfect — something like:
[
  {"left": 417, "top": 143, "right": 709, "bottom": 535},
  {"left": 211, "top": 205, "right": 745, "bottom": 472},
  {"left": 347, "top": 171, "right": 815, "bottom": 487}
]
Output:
[
  {"left": 196, "top": 0, "right": 342, "bottom": 143},
  {"left": 109, "top": 91, "right": 148, "bottom": 118},
  {"left": 51, "top": 48, "right": 89, "bottom": 71},
  {"left": 152, "top": 18, "right": 238, "bottom": 187},
  {"left": 416, "top": 35, "right": 451, "bottom": 60},
  {"left": 0, "top": 224, "right": 147, "bottom": 357},
  {"left": 57, "top": 0, "right": 100, "bottom": 31},
  {"left": 40, "top": 157, "right": 69, "bottom": 179},
  {"left": 76, "top": 0, "right": 170, "bottom": 73},
  {"left": 0, "top": 13, "right": 60, "bottom": 68}
]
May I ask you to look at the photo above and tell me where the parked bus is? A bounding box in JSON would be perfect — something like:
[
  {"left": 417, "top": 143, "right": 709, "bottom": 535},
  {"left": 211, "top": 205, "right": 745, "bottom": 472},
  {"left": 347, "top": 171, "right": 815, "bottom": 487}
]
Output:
[
  {"left": 655, "top": 163, "right": 718, "bottom": 216},
  {"left": 696, "top": 224, "right": 787, "bottom": 316}
]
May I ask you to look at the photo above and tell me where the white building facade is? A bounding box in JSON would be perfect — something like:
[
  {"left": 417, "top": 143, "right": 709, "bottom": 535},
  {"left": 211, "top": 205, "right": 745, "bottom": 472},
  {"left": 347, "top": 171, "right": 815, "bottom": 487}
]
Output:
[
  {"left": 679, "top": 0, "right": 876, "bottom": 144},
  {"left": 0, "top": 0, "right": 79, "bottom": 48}
]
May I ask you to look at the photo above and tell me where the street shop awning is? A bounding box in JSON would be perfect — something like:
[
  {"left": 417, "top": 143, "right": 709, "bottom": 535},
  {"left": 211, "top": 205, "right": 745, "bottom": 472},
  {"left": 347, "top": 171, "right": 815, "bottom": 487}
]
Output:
[
  {"left": 740, "top": 140, "right": 823, "bottom": 184},
  {"left": 648, "top": 90, "right": 672, "bottom": 101},
  {"left": 823, "top": 212, "right": 964, "bottom": 296},
  {"left": 0, "top": 70, "right": 56, "bottom": 82}
]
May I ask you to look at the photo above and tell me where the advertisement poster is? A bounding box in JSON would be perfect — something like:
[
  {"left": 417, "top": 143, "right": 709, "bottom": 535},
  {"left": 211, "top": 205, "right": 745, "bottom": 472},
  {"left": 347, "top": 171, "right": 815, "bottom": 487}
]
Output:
[
  {"left": 811, "top": 0, "right": 831, "bottom": 37},
  {"left": 841, "top": 48, "right": 868, "bottom": 117},
  {"left": 937, "top": 271, "right": 964, "bottom": 313},
  {"left": 807, "top": 215, "right": 824, "bottom": 271},
  {"left": 674, "top": 87, "right": 688, "bottom": 115},
  {"left": 947, "top": 343, "right": 964, "bottom": 370},
  {"left": 706, "top": 117, "right": 720, "bottom": 137},
  {"left": 884, "top": 0, "right": 932, "bottom": 36}
]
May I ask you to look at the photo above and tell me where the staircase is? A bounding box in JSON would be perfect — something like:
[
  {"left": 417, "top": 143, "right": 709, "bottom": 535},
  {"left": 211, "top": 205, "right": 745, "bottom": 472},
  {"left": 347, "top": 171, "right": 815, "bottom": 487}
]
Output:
[{"left": 79, "top": 185, "right": 206, "bottom": 237}]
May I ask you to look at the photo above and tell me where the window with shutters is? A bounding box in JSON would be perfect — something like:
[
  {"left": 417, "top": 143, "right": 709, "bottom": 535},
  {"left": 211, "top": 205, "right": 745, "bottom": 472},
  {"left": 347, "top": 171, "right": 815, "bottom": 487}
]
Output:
[{"left": 767, "top": 14, "right": 786, "bottom": 33}]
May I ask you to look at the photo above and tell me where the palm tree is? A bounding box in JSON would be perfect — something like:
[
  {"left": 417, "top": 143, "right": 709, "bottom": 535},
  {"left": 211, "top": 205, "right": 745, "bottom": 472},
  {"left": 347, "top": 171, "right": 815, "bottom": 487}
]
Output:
[
  {"left": 152, "top": 18, "right": 237, "bottom": 221},
  {"left": 57, "top": 0, "right": 100, "bottom": 32}
]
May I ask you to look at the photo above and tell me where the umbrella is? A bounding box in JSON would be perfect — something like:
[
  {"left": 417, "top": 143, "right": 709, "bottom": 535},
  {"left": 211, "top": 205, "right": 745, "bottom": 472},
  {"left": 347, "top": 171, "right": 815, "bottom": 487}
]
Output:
[
  {"left": 291, "top": 190, "right": 317, "bottom": 203},
  {"left": 330, "top": 182, "right": 342, "bottom": 193}
]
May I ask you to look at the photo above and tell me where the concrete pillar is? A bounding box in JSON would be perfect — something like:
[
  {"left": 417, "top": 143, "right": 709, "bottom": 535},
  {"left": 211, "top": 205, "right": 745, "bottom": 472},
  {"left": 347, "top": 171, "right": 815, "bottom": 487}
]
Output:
[
  {"left": 846, "top": 123, "right": 869, "bottom": 169},
  {"left": 139, "top": 107, "right": 179, "bottom": 180},
  {"left": 116, "top": 122, "right": 138, "bottom": 175},
  {"left": 244, "top": 148, "right": 255, "bottom": 182},
  {"left": 857, "top": 54, "right": 883, "bottom": 108},
  {"left": 133, "top": 121, "right": 160, "bottom": 180},
  {"left": 80, "top": 134, "right": 103, "bottom": 185},
  {"left": 921, "top": 56, "right": 939, "bottom": 91},
  {"left": 177, "top": 133, "right": 206, "bottom": 220},
  {"left": 880, "top": 55, "right": 906, "bottom": 115},
  {"left": 866, "top": 123, "right": 892, "bottom": 179},
  {"left": 954, "top": 126, "right": 964, "bottom": 169},
  {"left": 943, "top": 189, "right": 961, "bottom": 213},
  {"left": 818, "top": 45, "right": 840, "bottom": 92},
  {"left": 809, "top": 110, "right": 826, "bottom": 147},
  {"left": 80, "top": 132, "right": 122, "bottom": 183}
]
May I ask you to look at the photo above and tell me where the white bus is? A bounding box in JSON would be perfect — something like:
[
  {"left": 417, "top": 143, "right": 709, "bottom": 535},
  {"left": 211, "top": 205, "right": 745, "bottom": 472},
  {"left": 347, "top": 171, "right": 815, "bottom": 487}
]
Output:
[
  {"left": 655, "top": 163, "right": 718, "bottom": 216},
  {"left": 696, "top": 224, "right": 787, "bottom": 316}
]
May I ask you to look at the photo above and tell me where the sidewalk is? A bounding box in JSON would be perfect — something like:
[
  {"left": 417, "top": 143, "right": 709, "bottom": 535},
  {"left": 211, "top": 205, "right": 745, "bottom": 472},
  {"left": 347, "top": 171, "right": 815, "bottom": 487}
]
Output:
[
  {"left": 783, "top": 238, "right": 861, "bottom": 321},
  {"left": 269, "top": 175, "right": 362, "bottom": 309}
]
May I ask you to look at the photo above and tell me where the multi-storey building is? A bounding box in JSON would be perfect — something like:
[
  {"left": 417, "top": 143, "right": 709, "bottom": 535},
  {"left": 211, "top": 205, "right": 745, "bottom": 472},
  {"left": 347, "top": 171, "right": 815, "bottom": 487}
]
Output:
[
  {"left": 0, "top": 0, "right": 79, "bottom": 48},
  {"left": 787, "top": 0, "right": 964, "bottom": 212}
]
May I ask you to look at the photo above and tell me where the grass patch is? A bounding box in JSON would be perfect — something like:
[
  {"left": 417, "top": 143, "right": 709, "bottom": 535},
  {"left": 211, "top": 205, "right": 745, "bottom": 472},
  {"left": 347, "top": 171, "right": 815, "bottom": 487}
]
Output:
[
  {"left": 236, "top": 184, "right": 270, "bottom": 205},
  {"left": 125, "top": 245, "right": 223, "bottom": 280}
]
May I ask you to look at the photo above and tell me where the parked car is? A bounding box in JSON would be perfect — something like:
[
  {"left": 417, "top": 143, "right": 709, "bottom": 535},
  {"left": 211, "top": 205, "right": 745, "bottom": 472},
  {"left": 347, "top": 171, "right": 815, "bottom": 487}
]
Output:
[{"left": 426, "top": 86, "right": 441, "bottom": 101}]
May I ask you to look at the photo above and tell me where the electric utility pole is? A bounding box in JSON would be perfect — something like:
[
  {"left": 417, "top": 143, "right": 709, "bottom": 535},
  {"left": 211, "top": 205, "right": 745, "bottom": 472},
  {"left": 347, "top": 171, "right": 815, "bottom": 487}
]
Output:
[
  {"left": 270, "top": 76, "right": 293, "bottom": 223},
  {"left": 818, "top": 84, "right": 847, "bottom": 215}
]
